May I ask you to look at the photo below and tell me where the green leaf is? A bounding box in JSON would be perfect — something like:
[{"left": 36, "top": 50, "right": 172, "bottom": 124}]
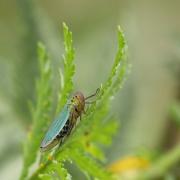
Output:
[
  {"left": 39, "top": 173, "right": 52, "bottom": 180},
  {"left": 50, "top": 161, "right": 72, "bottom": 180},
  {"left": 92, "top": 119, "right": 119, "bottom": 146},
  {"left": 20, "top": 42, "right": 52, "bottom": 180},
  {"left": 84, "top": 143, "right": 106, "bottom": 162},
  {"left": 69, "top": 148, "right": 112, "bottom": 180},
  {"left": 56, "top": 22, "right": 75, "bottom": 113},
  {"left": 21, "top": 24, "right": 129, "bottom": 180},
  {"left": 99, "top": 26, "right": 127, "bottom": 101}
]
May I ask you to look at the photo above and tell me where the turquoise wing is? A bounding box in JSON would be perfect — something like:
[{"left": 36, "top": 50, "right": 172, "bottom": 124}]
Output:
[{"left": 41, "top": 104, "right": 71, "bottom": 148}]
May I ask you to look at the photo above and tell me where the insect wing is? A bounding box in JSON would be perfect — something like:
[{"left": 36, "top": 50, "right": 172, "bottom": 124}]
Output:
[{"left": 41, "top": 104, "right": 71, "bottom": 148}]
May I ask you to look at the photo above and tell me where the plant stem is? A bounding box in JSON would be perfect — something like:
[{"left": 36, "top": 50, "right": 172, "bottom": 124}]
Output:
[{"left": 140, "top": 144, "right": 180, "bottom": 179}]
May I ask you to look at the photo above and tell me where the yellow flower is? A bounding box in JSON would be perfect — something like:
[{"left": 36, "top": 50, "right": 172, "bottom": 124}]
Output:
[{"left": 108, "top": 156, "right": 149, "bottom": 173}]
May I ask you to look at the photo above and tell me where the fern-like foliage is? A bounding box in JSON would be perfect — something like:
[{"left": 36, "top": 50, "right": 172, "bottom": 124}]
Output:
[
  {"left": 56, "top": 23, "right": 75, "bottom": 113},
  {"left": 20, "top": 23, "right": 128, "bottom": 180},
  {"left": 20, "top": 43, "right": 52, "bottom": 180}
]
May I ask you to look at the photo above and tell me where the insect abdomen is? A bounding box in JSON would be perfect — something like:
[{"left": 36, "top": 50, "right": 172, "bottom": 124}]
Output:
[{"left": 56, "top": 119, "right": 71, "bottom": 138}]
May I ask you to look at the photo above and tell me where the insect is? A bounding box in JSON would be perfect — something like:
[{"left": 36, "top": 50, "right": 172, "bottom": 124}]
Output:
[{"left": 40, "top": 88, "right": 99, "bottom": 152}]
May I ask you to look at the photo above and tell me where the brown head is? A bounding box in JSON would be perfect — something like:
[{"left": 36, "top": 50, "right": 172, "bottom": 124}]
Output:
[
  {"left": 72, "top": 91, "right": 85, "bottom": 114},
  {"left": 71, "top": 88, "right": 100, "bottom": 117}
]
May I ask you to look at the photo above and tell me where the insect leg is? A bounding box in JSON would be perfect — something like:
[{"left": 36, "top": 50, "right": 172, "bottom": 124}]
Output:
[
  {"left": 66, "top": 123, "right": 74, "bottom": 136},
  {"left": 85, "top": 101, "right": 95, "bottom": 104},
  {"left": 57, "top": 138, "right": 63, "bottom": 149}
]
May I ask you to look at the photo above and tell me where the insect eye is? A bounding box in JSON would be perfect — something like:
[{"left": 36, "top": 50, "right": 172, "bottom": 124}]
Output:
[{"left": 75, "top": 107, "right": 78, "bottom": 112}]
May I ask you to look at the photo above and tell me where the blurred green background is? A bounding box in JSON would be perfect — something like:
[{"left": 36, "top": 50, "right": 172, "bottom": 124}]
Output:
[{"left": 0, "top": 0, "right": 180, "bottom": 179}]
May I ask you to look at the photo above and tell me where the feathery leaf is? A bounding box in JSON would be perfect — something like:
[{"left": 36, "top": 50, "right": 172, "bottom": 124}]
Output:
[{"left": 21, "top": 24, "right": 129, "bottom": 180}]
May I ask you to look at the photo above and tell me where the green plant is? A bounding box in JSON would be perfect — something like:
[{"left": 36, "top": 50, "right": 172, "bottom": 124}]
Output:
[
  {"left": 20, "top": 23, "right": 128, "bottom": 180},
  {"left": 171, "top": 103, "right": 180, "bottom": 127},
  {"left": 139, "top": 143, "right": 180, "bottom": 179},
  {"left": 138, "top": 103, "right": 180, "bottom": 179}
]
